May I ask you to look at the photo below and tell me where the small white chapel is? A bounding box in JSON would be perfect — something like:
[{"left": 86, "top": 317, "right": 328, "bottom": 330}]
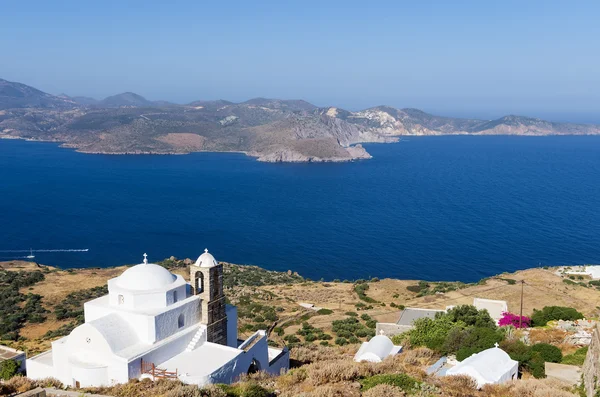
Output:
[{"left": 27, "top": 250, "right": 289, "bottom": 388}]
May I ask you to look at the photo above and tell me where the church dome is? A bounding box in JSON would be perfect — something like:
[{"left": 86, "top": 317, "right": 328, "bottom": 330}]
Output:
[
  {"left": 116, "top": 255, "right": 176, "bottom": 291},
  {"left": 194, "top": 248, "right": 218, "bottom": 268}
]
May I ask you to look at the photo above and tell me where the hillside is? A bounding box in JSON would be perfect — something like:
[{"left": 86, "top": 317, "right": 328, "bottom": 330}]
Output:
[
  {"left": 0, "top": 259, "right": 592, "bottom": 396},
  {"left": 2, "top": 78, "right": 600, "bottom": 162}
]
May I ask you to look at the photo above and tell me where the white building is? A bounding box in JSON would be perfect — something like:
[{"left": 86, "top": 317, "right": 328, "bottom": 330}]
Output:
[
  {"left": 27, "top": 250, "right": 289, "bottom": 388},
  {"left": 473, "top": 298, "right": 508, "bottom": 325},
  {"left": 354, "top": 334, "right": 402, "bottom": 363},
  {"left": 445, "top": 344, "right": 518, "bottom": 388}
]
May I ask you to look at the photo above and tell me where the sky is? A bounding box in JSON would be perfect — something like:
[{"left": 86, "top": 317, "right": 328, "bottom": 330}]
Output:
[{"left": 1, "top": 0, "right": 600, "bottom": 122}]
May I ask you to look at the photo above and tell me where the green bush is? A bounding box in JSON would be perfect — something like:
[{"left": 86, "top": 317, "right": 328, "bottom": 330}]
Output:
[
  {"left": 530, "top": 352, "right": 546, "bottom": 378},
  {"left": 335, "top": 337, "right": 348, "bottom": 345},
  {"left": 0, "top": 359, "right": 19, "bottom": 380},
  {"left": 530, "top": 306, "right": 584, "bottom": 326},
  {"left": 360, "top": 373, "right": 420, "bottom": 392},
  {"left": 531, "top": 343, "right": 562, "bottom": 363},
  {"left": 304, "top": 334, "right": 317, "bottom": 342},
  {"left": 500, "top": 340, "right": 533, "bottom": 364},
  {"left": 345, "top": 311, "right": 358, "bottom": 317},
  {"left": 320, "top": 341, "right": 329, "bottom": 346},
  {"left": 456, "top": 346, "right": 482, "bottom": 361},
  {"left": 562, "top": 346, "right": 588, "bottom": 366},
  {"left": 365, "top": 320, "right": 377, "bottom": 329},
  {"left": 316, "top": 308, "right": 333, "bottom": 315}
]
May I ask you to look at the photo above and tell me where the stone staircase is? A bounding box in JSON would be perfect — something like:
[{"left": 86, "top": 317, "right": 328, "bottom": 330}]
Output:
[{"left": 185, "top": 326, "right": 206, "bottom": 352}]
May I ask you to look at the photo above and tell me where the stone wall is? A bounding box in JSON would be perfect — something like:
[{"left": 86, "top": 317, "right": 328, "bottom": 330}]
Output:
[{"left": 583, "top": 323, "right": 600, "bottom": 396}]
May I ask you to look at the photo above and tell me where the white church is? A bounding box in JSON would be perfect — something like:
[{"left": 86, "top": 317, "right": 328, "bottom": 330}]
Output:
[{"left": 27, "top": 250, "right": 289, "bottom": 388}]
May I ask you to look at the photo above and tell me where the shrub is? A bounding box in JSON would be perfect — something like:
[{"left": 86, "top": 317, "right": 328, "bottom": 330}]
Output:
[
  {"left": 335, "top": 337, "right": 348, "bottom": 345},
  {"left": 360, "top": 373, "right": 420, "bottom": 392},
  {"left": 531, "top": 343, "right": 562, "bottom": 363},
  {"left": 530, "top": 306, "right": 584, "bottom": 326},
  {"left": 361, "top": 314, "right": 372, "bottom": 321},
  {"left": 304, "top": 334, "right": 317, "bottom": 342},
  {"left": 529, "top": 352, "right": 546, "bottom": 378},
  {"left": 349, "top": 336, "right": 360, "bottom": 344},
  {"left": 498, "top": 312, "right": 531, "bottom": 328},
  {"left": 362, "top": 384, "right": 405, "bottom": 397},
  {"left": 500, "top": 340, "right": 533, "bottom": 364},
  {"left": 345, "top": 311, "right": 358, "bottom": 317},
  {"left": 316, "top": 308, "right": 333, "bottom": 315},
  {"left": 0, "top": 360, "right": 20, "bottom": 380},
  {"left": 366, "top": 320, "right": 377, "bottom": 329},
  {"left": 319, "top": 341, "right": 329, "bottom": 346}
]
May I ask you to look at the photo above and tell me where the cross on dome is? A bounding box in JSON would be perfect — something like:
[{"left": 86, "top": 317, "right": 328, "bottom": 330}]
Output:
[
  {"left": 204, "top": 248, "right": 208, "bottom": 253},
  {"left": 143, "top": 253, "right": 148, "bottom": 264},
  {"left": 494, "top": 342, "right": 499, "bottom": 348}
]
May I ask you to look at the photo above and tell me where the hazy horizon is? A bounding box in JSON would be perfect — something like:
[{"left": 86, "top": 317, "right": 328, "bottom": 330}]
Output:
[{"left": 2, "top": 0, "right": 600, "bottom": 124}]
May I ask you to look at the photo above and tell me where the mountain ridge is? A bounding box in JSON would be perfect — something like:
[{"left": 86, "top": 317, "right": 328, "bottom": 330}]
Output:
[{"left": 1, "top": 77, "right": 600, "bottom": 162}]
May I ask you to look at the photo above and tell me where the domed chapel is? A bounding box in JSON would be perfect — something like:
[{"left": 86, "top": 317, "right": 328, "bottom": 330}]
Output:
[{"left": 27, "top": 250, "right": 289, "bottom": 388}]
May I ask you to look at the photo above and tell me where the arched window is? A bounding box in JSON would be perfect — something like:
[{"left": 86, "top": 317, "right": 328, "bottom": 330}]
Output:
[
  {"left": 118, "top": 295, "right": 124, "bottom": 305},
  {"left": 195, "top": 272, "right": 204, "bottom": 294},
  {"left": 178, "top": 313, "right": 185, "bottom": 328},
  {"left": 173, "top": 290, "right": 178, "bottom": 303}
]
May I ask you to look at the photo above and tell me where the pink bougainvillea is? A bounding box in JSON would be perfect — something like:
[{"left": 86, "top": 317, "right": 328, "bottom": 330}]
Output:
[{"left": 498, "top": 311, "right": 531, "bottom": 328}]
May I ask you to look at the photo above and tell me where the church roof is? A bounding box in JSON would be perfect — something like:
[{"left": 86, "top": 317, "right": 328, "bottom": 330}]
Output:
[
  {"left": 194, "top": 249, "right": 218, "bottom": 268},
  {"left": 116, "top": 255, "right": 176, "bottom": 291},
  {"left": 446, "top": 346, "right": 518, "bottom": 388},
  {"left": 354, "top": 335, "right": 402, "bottom": 363}
]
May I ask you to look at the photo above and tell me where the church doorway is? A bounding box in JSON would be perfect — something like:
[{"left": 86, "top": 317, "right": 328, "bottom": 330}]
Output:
[{"left": 247, "top": 358, "right": 261, "bottom": 374}]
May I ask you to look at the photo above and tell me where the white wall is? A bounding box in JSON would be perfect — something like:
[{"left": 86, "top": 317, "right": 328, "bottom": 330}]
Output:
[
  {"left": 25, "top": 351, "right": 55, "bottom": 380},
  {"left": 128, "top": 326, "right": 198, "bottom": 380},
  {"left": 267, "top": 348, "right": 289, "bottom": 376},
  {"left": 154, "top": 299, "right": 201, "bottom": 342}
]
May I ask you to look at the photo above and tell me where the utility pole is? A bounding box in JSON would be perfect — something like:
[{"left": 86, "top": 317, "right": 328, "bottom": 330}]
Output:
[{"left": 519, "top": 280, "right": 525, "bottom": 328}]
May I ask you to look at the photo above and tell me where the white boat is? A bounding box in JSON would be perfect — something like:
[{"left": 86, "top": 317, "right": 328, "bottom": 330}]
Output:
[{"left": 26, "top": 248, "right": 35, "bottom": 259}]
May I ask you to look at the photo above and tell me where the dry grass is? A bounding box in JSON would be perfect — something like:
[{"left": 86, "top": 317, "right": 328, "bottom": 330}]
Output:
[
  {"left": 433, "top": 375, "right": 478, "bottom": 396},
  {"left": 405, "top": 268, "right": 600, "bottom": 318},
  {"left": 507, "top": 378, "right": 578, "bottom": 397},
  {"left": 529, "top": 328, "right": 568, "bottom": 345}
]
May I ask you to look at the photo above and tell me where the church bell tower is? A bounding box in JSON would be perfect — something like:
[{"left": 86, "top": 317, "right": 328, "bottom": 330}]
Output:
[{"left": 190, "top": 249, "right": 227, "bottom": 345}]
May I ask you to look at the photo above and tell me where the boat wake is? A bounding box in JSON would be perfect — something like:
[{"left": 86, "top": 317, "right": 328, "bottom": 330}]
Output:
[{"left": 0, "top": 249, "right": 89, "bottom": 253}]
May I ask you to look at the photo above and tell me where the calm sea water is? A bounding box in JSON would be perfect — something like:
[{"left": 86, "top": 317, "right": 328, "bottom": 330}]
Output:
[{"left": 1, "top": 136, "right": 599, "bottom": 282}]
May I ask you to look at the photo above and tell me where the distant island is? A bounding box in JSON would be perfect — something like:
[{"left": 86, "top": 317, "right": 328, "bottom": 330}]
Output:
[{"left": 2, "top": 78, "right": 600, "bottom": 162}]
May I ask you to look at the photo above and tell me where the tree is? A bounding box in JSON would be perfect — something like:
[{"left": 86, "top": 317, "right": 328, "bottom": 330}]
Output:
[
  {"left": 445, "top": 305, "right": 496, "bottom": 329},
  {"left": 0, "top": 359, "right": 19, "bottom": 380}
]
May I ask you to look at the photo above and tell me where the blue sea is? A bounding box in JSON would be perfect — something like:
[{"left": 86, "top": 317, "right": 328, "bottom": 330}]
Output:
[{"left": 1, "top": 136, "right": 599, "bottom": 282}]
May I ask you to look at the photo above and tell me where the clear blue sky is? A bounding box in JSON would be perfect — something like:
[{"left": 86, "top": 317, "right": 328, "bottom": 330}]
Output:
[{"left": 2, "top": 0, "right": 599, "bottom": 122}]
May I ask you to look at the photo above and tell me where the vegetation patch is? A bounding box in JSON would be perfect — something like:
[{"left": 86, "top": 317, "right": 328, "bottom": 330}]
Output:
[
  {"left": 360, "top": 373, "right": 420, "bottom": 392},
  {"left": 0, "top": 269, "right": 47, "bottom": 340},
  {"left": 54, "top": 285, "right": 108, "bottom": 323}
]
